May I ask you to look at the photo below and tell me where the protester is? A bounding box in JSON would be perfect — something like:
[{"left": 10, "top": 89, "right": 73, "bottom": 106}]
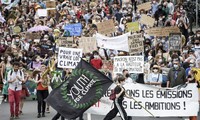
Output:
[
  {"left": 0, "top": 0, "right": 199, "bottom": 119},
  {"left": 167, "top": 58, "right": 186, "bottom": 88},
  {"left": 7, "top": 62, "right": 24, "bottom": 119},
  {"left": 104, "top": 76, "right": 130, "bottom": 120}
]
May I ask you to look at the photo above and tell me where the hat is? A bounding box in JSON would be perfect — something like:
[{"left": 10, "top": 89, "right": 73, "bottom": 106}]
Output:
[
  {"left": 54, "top": 29, "right": 60, "bottom": 33},
  {"left": 152, "top": 65, "right": 160, "bottom": 69}
]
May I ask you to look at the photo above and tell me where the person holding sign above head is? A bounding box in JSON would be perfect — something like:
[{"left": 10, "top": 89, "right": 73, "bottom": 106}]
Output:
[
  {"left": 145, "top": 65, "right": 162, "bottom": 87},
  {"left": 104, "top": 76, "right": 131, "bottom": 120},
  {"left": 167, "top": 58, "right": 186, "bottom": 88}
]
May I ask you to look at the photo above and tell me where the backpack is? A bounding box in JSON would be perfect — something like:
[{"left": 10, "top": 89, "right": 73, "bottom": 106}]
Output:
[
  {"left": 10, "top": 70, "right": 22, "bottom": 77},
  {"left": 109, "top": 89, "right": 116, "bottom": 100}
]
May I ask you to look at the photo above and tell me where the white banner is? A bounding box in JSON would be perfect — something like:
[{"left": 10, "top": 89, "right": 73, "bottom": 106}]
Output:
[
  {"left": 57, "top": 47, "right": 82, "bottom": 69},
  {"left": 87, "top": 83, "right": 199, "bottom": 117},
  {"left": 96, "top": 33, "right": 130, "bottom": 52},
  {"left": 113, "top": 56, "right": 144, "bottom": 74}
]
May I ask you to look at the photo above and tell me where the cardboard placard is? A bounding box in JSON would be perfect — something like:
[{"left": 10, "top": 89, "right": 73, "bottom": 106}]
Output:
[
  {"left": 96, "top": 19, "right": 116, "bottom": 35},
  {"left": 145, "top": 26, "right": 180, "bottom": 36},
  {"left": 140, "top": 14, "right": 155, "bottom": 27},
  {"left": 58, "top": 37, "right": 73, "bottom": 48},
  {"left": 46, "top": 1, "right": 56, "bottom": 8},
  {"left": 78, "top": 37, "right": 97, "bottom": 53},
  {"left": 13, "top": 26, "right": 21, "bottom": 34},
  {"left": 126, "top": 22, "right": 140, "bottom": 32},
  {"left": 168, "top": 33, "right": 182, "bottom": 51},
  {"left": 128, "top": 34, "right": 144, "bottom": 55},
  {"left": 137, "top": 2, "right": 151, "bottom": 11},
  {"left": 161, "top": 26, "right": 180, "bottom": 36},
  {"left": 47, "top": 9, "right": 56, "bottom": 17},
  {"left": 26, "top": 33, "right": 41, "bottom": 40}
]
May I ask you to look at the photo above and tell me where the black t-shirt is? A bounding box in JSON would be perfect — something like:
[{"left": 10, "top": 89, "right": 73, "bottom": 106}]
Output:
[{"left": 114, "top": 85, "right": 125, "bottom": 102}]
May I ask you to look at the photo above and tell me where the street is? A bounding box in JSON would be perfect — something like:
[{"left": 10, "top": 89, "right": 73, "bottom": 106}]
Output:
[{"left": 0, "top": 100, "right": 199, "bottom": 120}]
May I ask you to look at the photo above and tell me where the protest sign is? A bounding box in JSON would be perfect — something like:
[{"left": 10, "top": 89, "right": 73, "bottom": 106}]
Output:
[
  {"left": 26, "top": 33, "right": 41, "bottom": 40},
  {"left": 46, "top": 1, "right": 56, "bottom": 8},
  {"left": 78, "top": 37, "right": 97, "bottom": 53},
  {"left": 86, "top": 83, "right": 199, "bottom": 117},
  {"left": 64, "top": 23, "right": 82, "bottom": 36},
  {"left": 145, "top": 26, "right": 180, "bottom": 36},
  {"left": 169, "top": 33, "right": 182, "bottom": 51},
  {"left": 57, "top": 47, "right": 82, "bottom": 68},
  {"left": 128, "top": 34, "right": 144, "bottom": 55},
  {"left": 161, "top": 26, "right": 180, "bottom": 36},
  {"left": 140, "top": 14, "right": 155, "bottom": 27},
  {"left": 37, "top": 9, "right": 47, "bottom": 17},
  {"left": 96, "top": 20, "right": 116, "bottom": 35},
  {"left": 47, "top": 9, "right": 56, "bottom": 17},
  {"left": 126, "top": 22, "right": 140, "bottom": 32},
  {"left": 13, "top": 26, "right": 21, "bottom": 34},
  {"left": 137, "top": 2, "right": 151, "bottom": 11},
  {"left": 96, "top": 33, "right": 130, "bottom": 52},
  {"left": 58, "top": 37, "right": 73, "bottom": 48},
  {"left": 113, "top": 56, "right": 144, "bottom": 74}
]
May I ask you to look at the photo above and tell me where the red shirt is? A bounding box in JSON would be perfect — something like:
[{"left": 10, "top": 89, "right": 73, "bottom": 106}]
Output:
[{"left": 90, "top": 59, "right": 103, "bottom": 70}]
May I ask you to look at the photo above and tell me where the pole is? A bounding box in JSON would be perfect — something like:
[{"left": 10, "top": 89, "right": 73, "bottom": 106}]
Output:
[
  {"left": 87, "top": 113, "right": 92, "bottom": 120},
  {"left": 196, "top": 0, "right": 198, "bottom": 29}
]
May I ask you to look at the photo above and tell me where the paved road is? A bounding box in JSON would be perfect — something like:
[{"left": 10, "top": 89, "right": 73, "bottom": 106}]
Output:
[{"left": 0, "top": 100, "right": 199, "bottom": 120}]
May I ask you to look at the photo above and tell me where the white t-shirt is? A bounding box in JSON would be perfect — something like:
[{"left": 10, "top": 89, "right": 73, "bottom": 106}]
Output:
[
  {"left": 146, "top": 73, "right": 162, "bottom": 83},
  {"left": 8, "top": 70, "right": 24, "bottom": 91}
]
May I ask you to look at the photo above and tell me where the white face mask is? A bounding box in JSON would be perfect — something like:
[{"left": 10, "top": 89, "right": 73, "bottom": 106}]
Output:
[
  {"left": 16, "top": 39, "right": 20, "bottom": 42},
  {"left": 190, "top": 64, "right": 195, "bottom": 67},
  {"left": 8, "top": 57, "right": 12, "bottom": 61},
  {"left": 173, "top": 64, "right": 179, "bottom": 68},
  {"left": 153, "top": 69, "right": 158, "bottom": 73},
  {"left": 36, "top": 58, "right": 40, "bottom": 62}
]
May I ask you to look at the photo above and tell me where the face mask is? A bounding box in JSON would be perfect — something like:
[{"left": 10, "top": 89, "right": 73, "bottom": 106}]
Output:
[
  {"left": 128, "top": 9, "right": 132, "bottom": 12},
  {"left": 7, "top": 42, "right": 12, "bottom": 45},
  {"left": 94, "top": 55, "right": 98, "bottom": 58},
  {"left": 36, "top": 59, "right": 40, "bottom": 62},
  {"left": 8, "top": 57, "right": 12, "bottom": 61},
  {"left": 0, "top": 42, "right": 4, "bottom": 44},
  {"left": 190, "top": 64, "right": 194, "bottom": 67},
  {"left": 168, "top": 17, "right": 172, "bottom": 20},
  {"left": 153, "top": 69, "right": 158, "bottom": 73},
  {"left": 183, "top": 50, "right": 188, "bottom": 54},
  {"left": 158, "top": 59, "right": 162, "bottom": 63},
  {"left": 1, "top": 57, "right": 4, "bottom": 60},
  {"left": 16, "top": 39, "right": 20, "bottom": 42},
  {"left": 173, "top": 64, "right": 179, "bottom": 69}
]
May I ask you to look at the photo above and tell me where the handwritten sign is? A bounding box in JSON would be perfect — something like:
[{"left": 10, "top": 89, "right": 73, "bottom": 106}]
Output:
[
  {"left": 57, "top": 47, "right": 82, "bottom": 69},
  {"left": 137, "top": 2, "right": 151, "bottom": 11},
  {"left": 58, "top": 37, "right": 73, "bottom": 48},
  {"left": 26, "top": 33, "right": 41, "bottom": 40},
  {"left": 169, "top": 33, "right": 182, "bottom": 51},
  {"left": 46, "top": 1, "right": 56, "bottom": 8},
  {"left": 145, "top": 26, "right": 180, "bottom": 36},
  {"left": 140, "top": 14, "right": 155, "bottom": 27},
  {"left": 96, "top": 20, "right": 116, "bottom": 35},
  {"left": 126, "top": 22, "right": 140, "bottom": 32},
  {"left": 128, "top": 34, "right": 144, "bottom": 55},
  {"left": 78, "top": 37, "right": 97, "bottom": 53}
]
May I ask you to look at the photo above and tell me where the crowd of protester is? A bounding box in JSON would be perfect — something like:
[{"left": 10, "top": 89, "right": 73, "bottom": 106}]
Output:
[{"left": 0, "top": 0, "right": 200, "bottom": 120}]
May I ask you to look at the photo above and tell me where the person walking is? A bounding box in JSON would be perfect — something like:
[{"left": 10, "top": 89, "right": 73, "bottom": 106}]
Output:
[
  {"left": 7, "top": 62, "right": 24, "bottom": 119},
  {"left": 104, "top": 76, "right": 130, "bottom": 120}
]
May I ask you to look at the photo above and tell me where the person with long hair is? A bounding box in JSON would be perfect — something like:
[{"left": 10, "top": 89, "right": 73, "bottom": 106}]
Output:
[{"left": 2, "top": 54, "right": 13, "bottom": 102}]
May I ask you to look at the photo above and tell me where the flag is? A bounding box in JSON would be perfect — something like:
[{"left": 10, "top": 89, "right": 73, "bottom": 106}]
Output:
[{"left": 46, "top": 59, "right": 113, "bottom": 119}]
